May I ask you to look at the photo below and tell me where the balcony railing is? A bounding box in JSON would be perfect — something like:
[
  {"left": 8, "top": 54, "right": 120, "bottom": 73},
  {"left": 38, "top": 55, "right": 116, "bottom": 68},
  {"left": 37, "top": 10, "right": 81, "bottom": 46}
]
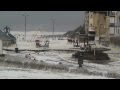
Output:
[
  {"left": 110, "top": 23, "right": 115, "bottom": 27},
  {"left": 109, "top": 12, "right": 115, "bottom": 17}
]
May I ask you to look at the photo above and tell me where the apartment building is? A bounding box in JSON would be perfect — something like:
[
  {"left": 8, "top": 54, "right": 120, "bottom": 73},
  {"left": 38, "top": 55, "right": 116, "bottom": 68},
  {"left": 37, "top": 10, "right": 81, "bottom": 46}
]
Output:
[
  {"left": 85, "top": 11, "right": 107, "bottom": 41},
  {"left": 108, "top": 11, "right": 120, "bottom": 36}
]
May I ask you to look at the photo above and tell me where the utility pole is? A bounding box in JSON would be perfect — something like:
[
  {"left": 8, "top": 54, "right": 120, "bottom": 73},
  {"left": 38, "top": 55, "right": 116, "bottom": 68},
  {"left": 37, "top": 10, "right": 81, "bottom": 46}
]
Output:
[
  {"left": 50, "top": 18, "right": 56, "bottom": 39},
  {"left": 23, "top": 15, "right": 29, "bottom": 40},
  {"left": 98, "top": 13, "right": 100, "bottom": 45},
  {"left": 86, "top": 12, "right": 89, "bottom": 45},
  {"left": 114, "top": 12, "right": 116, "bottom": 36}
]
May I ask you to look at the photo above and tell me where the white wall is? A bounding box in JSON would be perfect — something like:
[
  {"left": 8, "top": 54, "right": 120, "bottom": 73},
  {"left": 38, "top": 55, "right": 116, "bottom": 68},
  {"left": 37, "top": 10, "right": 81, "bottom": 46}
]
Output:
[
  {"left": 110, "top": 17, "right": 115, "bottom": 23},
  {"left": 89, "top": 27, "right": 95, "bottom": 31},
  {"left": 89, "top": 18, "right": 93, "bottom": 26},
  {"left": 110, "top": 27, "right": 115, "bottom": 34}
]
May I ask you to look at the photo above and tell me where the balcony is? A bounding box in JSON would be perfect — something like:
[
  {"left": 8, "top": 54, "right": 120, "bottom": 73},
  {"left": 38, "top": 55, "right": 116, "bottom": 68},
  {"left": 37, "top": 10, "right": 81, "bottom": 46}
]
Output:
[
  {"left": 109, "top": 12, "right": 115, "bottom": 17},
  {"left": 109, "top": 23, "right": 115, "bottom": 27}
]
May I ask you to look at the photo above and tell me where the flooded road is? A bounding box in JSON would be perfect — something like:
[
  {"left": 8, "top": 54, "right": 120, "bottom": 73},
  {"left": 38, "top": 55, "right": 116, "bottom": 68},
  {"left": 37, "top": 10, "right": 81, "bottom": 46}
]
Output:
[{"left": 0, "top": 66, "right": 108, "bottom": 79}]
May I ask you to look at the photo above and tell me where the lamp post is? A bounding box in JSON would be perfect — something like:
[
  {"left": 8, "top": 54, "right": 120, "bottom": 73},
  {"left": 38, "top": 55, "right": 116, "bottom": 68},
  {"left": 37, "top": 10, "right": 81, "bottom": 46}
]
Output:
[
  {"left": 49, "top": 18, "right": 56, "bottom": 40},
  {"left": 23, "top": 15, "right": 29, "bottom": 41},
  {"left": 99, "top": 24, "right": 104, "bottom": 45},
  {"left": 99, "top": 24, "right": 101, "bottom": 45},
  {"left": 15, "top": 34, "right": 19, "bottom": 53}
]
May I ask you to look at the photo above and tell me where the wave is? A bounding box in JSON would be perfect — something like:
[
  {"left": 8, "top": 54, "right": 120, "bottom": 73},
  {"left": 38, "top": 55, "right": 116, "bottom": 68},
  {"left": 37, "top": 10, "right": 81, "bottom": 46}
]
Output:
[{"left": 0, "top": 55, "right": 69, "bottom": 72}]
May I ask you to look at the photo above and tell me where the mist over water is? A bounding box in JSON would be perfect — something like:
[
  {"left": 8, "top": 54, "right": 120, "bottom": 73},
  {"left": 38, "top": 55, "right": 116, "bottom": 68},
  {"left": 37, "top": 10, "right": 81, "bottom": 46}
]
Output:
[{"left": 0, "top": 11, "right": 85, "bottom": 32}]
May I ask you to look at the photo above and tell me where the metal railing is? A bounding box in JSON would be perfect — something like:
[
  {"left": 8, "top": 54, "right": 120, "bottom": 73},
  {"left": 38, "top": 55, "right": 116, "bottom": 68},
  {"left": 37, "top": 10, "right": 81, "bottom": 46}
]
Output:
[{"left": 109, "top": 12, "right": 115, "bottom": 17}]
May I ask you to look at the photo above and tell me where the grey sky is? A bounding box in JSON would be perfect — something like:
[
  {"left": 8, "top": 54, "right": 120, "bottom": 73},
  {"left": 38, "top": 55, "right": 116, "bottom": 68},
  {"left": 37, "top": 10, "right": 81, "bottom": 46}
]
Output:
[{"left": 0, "top": 11, "right": 85, "bottom": 32}]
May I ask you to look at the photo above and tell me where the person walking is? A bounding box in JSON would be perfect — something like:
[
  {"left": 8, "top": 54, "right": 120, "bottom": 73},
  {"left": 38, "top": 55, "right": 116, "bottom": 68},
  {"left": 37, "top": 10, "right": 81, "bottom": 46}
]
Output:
[{"left": 78, "top": 52, "right": 84, "bottom": 67}]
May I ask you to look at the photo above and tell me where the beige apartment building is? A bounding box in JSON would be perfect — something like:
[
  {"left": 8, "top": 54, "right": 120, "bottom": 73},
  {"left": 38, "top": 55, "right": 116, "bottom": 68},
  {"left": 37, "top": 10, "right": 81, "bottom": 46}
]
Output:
[
  {"left": 85, "top": 11, "right": 120, "bottom": 47},
  {"left": 85, "top": 11, "right": 120, "bottom": 36},
  {"left": 85, "top": 11, "right": 108, "bottom": 41}
]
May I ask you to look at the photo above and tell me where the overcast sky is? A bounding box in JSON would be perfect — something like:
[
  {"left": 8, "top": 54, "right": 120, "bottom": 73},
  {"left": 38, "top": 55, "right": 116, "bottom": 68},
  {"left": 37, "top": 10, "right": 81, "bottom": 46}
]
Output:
[{"left": 0, "top": 11, "right": 85, "bottom": 32}]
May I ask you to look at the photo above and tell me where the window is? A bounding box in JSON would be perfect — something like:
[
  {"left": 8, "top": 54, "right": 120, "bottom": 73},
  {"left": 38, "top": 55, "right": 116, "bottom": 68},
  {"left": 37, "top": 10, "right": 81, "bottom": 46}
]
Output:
[
  {"left": 90, "top": 24, "right": 92, "bottom": 27},
  {"left": 91, "top": 15, "right": 93, "bottom": 18}
]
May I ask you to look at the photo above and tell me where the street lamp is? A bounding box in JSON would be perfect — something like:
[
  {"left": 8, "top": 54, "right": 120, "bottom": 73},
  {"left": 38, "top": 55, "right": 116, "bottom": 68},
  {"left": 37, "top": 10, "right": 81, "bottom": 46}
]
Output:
[
  {"left": 22, "top": 15, "right": 29, "bottom": 40},
  {"left": 49, "top": 18, "right": 56, "bottom": 40},
  {"left": 99, "top": 24, "right": 104, "bottom": 45}
]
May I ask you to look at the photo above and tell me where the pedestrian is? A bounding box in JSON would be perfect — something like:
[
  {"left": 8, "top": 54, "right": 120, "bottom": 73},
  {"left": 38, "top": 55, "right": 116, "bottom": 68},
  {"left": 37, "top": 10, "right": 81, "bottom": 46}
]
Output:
[
  {"left": 29, "top": 57, "right": 31, "bottom": 59},
  {"left": 78, "top": 52, "right": 84, "bottom": 67},
  {"left": 25, "top": 54, "right": 28, "bottom": 58},
  {"left": 78, "top": 58, "right": 83, "bottom": 67}
]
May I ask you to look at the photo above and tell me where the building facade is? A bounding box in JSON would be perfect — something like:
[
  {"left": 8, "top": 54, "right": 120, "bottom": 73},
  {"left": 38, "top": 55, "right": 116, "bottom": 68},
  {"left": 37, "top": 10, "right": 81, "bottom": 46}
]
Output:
[
  {"left": 107, "top": 11, "right": 120, "bottom": 36},
  {"left": 85, "top": 11, "right": 108, "bottom": 41},
  {"left": 85, "top": 11, "right": 120, "bottom": 47}
]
